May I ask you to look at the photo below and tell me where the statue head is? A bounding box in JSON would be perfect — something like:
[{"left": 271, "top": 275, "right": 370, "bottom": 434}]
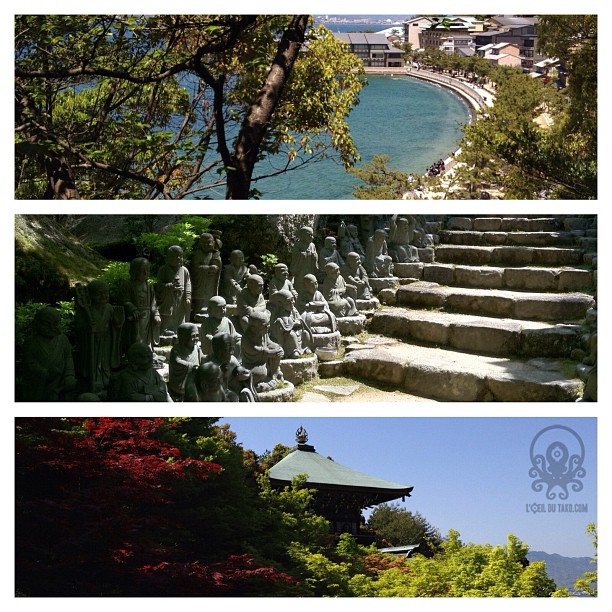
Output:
[
  {"left": 211, "top": 332, "right": 233, "bottom": 363},
  {"left": 346, "top": 252, "right": 361, "bottom": 268},
  {"left": 247, "top": 309, "right": 269, "bottom": 335},
  {"left": 129, "top": 257, "right": 150, "bottom": 283},
  {"left": 166, "top": 245, "right": 184, "bottom": 268},
  {"left": 275, "top": 289, "right": 295, "bottom": 313},
  {"left": 347, "top": 224, "right": 359, "bottom": 238},
  {"left": 88, "top": 279, "right": 110, "bottom": 305},
  {"left": 127, "top": 343, "right": 154, "bottom": 372},
  {"left": 198, "top": 233, "right": 215, "bottom": 253},
  {"left": 324, "top": 262, "right": 340, "bottom": 279},
  {"left": 303, "top": 273, "right": 318, "bottom": 292},
  {"left": 177, "top": 322, "right": 199, "bottom": 349},
  {"left": 373, "top": 229, "right": 388, "bottom": 244},
  {"left": 33, "top": 306, "right": 61, "bottom": 338},
  {"left": 298, "top": 226, "right": 313, "bottom": 243},
  {"left": 208, "top": 296, "right": 227, "bottom": 320},
  {"left": 324, "top": 236, "right": 336, "bottom": 250},
  {"left": 246, "top": 274, "right": 264, "bottom": 297},
  {"left": 274, "top": 263, "right": 289, "bottom": 280},
  {"left": 229, "top": 249, "right": 244, "bottom": 266},
  {"left": 195, "top": 362, "right": 223, "bottom": 395}
]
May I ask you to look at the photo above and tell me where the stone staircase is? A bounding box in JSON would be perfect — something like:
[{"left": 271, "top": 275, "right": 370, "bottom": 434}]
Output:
[{"left": 343, "top": 215, "right": 597, "bottom": 402}]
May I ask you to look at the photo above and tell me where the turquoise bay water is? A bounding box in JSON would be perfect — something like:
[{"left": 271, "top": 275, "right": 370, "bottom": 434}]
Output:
[{"left": 253, "top": 75, "right": 470, "bottom": 200}]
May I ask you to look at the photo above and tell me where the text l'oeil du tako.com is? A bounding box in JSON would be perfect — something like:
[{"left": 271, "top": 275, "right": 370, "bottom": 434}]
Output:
[{"left": 525, "top": 502, "right": 589, "bottom": 514}]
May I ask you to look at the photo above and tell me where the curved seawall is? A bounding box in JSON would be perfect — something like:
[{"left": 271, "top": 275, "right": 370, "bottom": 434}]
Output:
[{"left": 363, "top": 67, "right": 488, "bottom": 119}]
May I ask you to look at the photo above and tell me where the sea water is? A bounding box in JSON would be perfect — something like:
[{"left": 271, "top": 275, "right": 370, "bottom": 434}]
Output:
[{"left": 252, "top": 75, "right": 471, "bottom": 200}]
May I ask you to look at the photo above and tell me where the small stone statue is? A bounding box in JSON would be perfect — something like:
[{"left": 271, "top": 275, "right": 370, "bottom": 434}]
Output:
[
  {"left": 155, "top": 245, "right": 191, "bottom": 335},
  {"left": 201, "top": 332, "right": 258, "bottom": 402},
  {"left": 318, "top": 236, "right": 344, "bottom": 278},
  {"left": 240, "top": 310, "right": 285, "bottom": 392},
  {"left": 296, "top": 274, "right": 337, "bottom": 334},
  {"left": 290, "top": 226, "right": 318, "bottom": 293},
  {"left": 268, "top": 263, "right": 298, "bottom": 299},
  {"left": 190, "top": 233, "right": 222, "bottom": 317},
  {"left": 119, "top": 257, "right": 161, "bottom": 350},
  {"left": 200, "top": 296, "right": 242, "bottom": 357},
  {"left": 74, "top": 280, "right": 123, "bottom": 393},
  {"left": 221, "top": 249, "right": 249, "bottom": 305},
  {"left": 184, "top": 362, "right": 238, "bottom": 402},
  {"left": 321, "top": 262, "right": 358, "bottom": 317},
  {"left": 20, "top": 306, "right": 77, "bottom": 401},
  {"left": 269, "top": 289, "right": 313, "bottom": 359},
  {"left": 338, "top": 221, "right": 366, "bottom": 259},
  {"left": 167, "top": 323, "right": 206, "bottom": 401},
  {"left": 114, "top": 343, "right": 172, "bottom": 402},
  {"left": 388, "top": 214, "right": 419, "bottom": 263},
  {"left": 365, "top": 229, "right": 394, "bottom": 278},
  {"left": 236, "top": 274, "right": 268, "bottom": 333},
  {"left": 340, "top": 252, "right": 373, "bottom": 300}
]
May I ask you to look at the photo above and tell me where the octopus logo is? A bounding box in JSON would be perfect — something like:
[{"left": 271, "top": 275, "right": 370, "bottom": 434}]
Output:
[{"left": 529, "top": 425, "right": 586, "bottom": 500}]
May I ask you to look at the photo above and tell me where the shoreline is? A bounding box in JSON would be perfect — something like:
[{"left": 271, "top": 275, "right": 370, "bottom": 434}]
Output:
[
  {"left": 362, "top": 66, "right": 491, "bottom": 118},
  {"left": 362, "top": 67, "right": 495, "bottom": 192}
]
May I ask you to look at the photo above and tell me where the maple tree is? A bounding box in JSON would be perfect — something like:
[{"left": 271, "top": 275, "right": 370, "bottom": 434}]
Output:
[{"left": 15, "top": 418, "right": 300, "bottom": 596}]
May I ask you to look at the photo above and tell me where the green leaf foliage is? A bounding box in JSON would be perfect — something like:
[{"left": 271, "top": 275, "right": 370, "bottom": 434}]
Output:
[{"left": 15, "top": 15, "right": 364, "bottom": 199}]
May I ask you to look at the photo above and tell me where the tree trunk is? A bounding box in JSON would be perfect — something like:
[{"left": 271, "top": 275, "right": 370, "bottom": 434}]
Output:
[
  {"left": 44, "top": 154, "right": 79, "bottom": 199},
  {"left": 226, "top": 15, "right": 309, "bottom": 199}
]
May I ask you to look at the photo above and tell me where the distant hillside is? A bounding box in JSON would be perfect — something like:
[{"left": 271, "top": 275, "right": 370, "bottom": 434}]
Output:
[{"left": 528, "top": 551, "right": 595, "bottom": 592}]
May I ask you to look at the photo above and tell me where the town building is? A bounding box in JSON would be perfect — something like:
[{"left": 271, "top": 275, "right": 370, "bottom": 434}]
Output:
[
  {"left": 333, "top": 32, "right": 405, "bottom": 68},
  {"left": 478, "top": 42, "right": 523, "bottom": 69},
  {"left": 417, "top": 16, "right": 483, "bottom": 50},
  {"left": 403, "top": 16, "right": 432, "bottom": 50},
  {"left": 269, "top": 427, "right": 413, "bottom": 544},
  {"left": 473, "top": 20, "right": 543, "bottom": 71}
]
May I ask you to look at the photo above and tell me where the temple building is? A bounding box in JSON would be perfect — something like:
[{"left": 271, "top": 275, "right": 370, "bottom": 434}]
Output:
[{"left": 269, "top": 427, "right": 413, "bottom": 544}]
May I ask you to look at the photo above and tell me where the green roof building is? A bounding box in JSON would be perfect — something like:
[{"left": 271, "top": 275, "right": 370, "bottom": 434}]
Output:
[{"left": 269, "top": 427, "right": 413, "bottom": 544}]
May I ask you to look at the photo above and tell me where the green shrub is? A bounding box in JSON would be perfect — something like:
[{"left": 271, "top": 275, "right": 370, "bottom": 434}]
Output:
[
  {"left": 97, "top": 261, "right": 130, "bottom": 302},
  {"left": 15, "top": 299, "right": 75, "bottom": 346},
  {"left": 134, "top": 216, "right": 212, "bottom": 266}
]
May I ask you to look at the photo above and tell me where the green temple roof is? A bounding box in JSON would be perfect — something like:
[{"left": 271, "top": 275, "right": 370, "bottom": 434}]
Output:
[{"left": 268, "top": 429, "right": 413, "bottom": 503}]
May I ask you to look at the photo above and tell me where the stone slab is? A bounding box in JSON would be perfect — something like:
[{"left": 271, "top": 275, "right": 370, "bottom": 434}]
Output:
[
  {"left": 397, "top": 282, "right": 594, "bottom": 322},
  {"left": 343, "top": 342, "right": 582, "bottom": 402},
  {"left": 423, "top": 264, "right": 455, "bottom": 285},
  {"left": 435, "top": 245, "right": 583, "bottom": 267},
  {"left": 454, "top": 265, "right": 504, "bottom": 289},
  {"left": 499, "top": 217, "right": 562, "bottom": 232},
  {"left": 472, "top": 217, "right": 502, "bottom": 231},
  {"left": 312, "top": 384, "right": 360, "bottom": 396},
  {"left": 446, "top": 217, "right": 473, "bottom": 230},
  {"left": 369, "top": 307, "right": 580, "bottom": 357},
  {"left": 393, "top": 262, "right": 423, "bottom": 279}
]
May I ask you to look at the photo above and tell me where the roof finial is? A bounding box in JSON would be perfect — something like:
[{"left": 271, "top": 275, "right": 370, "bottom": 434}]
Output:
[{"left": 296, "top": 426, "right": 308, "bottom": 444}]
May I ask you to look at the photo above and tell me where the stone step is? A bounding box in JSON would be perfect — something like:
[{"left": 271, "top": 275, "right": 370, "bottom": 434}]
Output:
[
  {"left": 420, "top": 264, "right": 594, "bottom": 292},
  {"left": 434, "top": 245, "right": 585, "bottom": 267},
  {"left": 342, "top": 340, "right": 582, "bottom": 401},
  {"left": 396, "top": 282, "right": 595, "bottom": 322},
  {"left": 368, "top": 307, "right": 582, "bottom": 357},
  {"left": 446, "top": 217, "right": 564, "bottom": 232},
  {"left": 438, "top": 230, "right": 582, "bottom": 248}
]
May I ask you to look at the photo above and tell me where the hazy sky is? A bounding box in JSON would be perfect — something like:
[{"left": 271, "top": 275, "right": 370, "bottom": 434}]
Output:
[{"left": 221, "top": 416, "right": 597, "bottom": 558}]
